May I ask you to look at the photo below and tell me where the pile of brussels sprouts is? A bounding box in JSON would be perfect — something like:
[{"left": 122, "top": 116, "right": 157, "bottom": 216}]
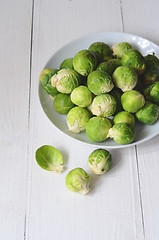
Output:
[
  {"left": 40, "top": 41, "right": 159, "bottom": 145},
  {"left": 36, "top": 145, "right": 112, "bottom": 194}
]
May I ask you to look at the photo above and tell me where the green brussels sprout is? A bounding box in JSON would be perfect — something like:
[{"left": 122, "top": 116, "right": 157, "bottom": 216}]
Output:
[
  {"left": 87, "top": 70, "right": 114, "bottom": 95},
  {"left": 86, "top": 116, "right": 112, "bottom": 142},
  {"left": 112, "top": 42, "right": 132, "bottom": 58},
  {"left": 113, "top": 66, "right": 138, "bottom": 92},
  {"left": 60, "top": 58, "right": 74, "bottom": 70},
  {"left": 88, "top": 42, "right": 113, "bottom": 62},
  {"left": 113, "top": 111, "right": 135, "bottom": 130},
  {"left": 144, "top": 81, "right": 159, "bottom": 105},
  {"left": 136, "top": 101, "right": 159, "bottom": 124},
  {"left": 39, "top": 69, "right": 59, "bottom": 96},
  {"left": 53, "top": 93, "right": 75, "bottom": 114},
  {"left": 96, "top": 59, "right": 121, "bottom": 76},
  {"left": 40, "top": 69, "right": 58, "bottom": 87},
  {"left": 73, "top": 50, "right": 97, "bottom": 76},
  {"left": 35, "top": 145, "right": 63, "bottom": 172},
  {"left": 121, "top": 90, "right": 145, "bottom": 113},
  {"left": 51, "top": 69, "right": 80, "bottom": 94},
  {"left": 121, "top": 49, "right": 146, "bottom": 75},
  {"left": 108, "top": 123, "right": 135, "bottom": 145},
  {"left": 44, "top": 79, "right": 59, "bottom": 96},
  {"left": 71, "top": 86, "right": 92, "bottom": 107},
  {"left": 67, "top": 106, "right": 91, "bottom": 133},
  {"left": 91, "top": 94, "right": 117, "bottom": 117},
  {"left": 110, "top": 88, "right": 123, "bottom": 113},
  {"left": 142, "top": 54, "right": 159, "bottom": 85},
  {"left": 65, "top": 168, "right": 90, "bottom": 194},
  {"left": 87, "top": 149, "right": 111, "bottom": 175}
]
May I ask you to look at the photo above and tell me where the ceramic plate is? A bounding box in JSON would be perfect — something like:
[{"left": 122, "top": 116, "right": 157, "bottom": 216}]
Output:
[{"left": 39, "top": 32, "right": 159, "bottom": 148}]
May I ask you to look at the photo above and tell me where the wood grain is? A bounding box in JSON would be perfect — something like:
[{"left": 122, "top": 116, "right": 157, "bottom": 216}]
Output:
[
  {"left": 0, "top": 0, "right": 159, "bottom": 239},
  {"left": 0, "top": 0, "right": 32, "bottom": 239},
  {"left": 25, "top": 0, "right": 144, "bottom": 239},
  {"left": 121, "top": 0, "right": 159, "bottom": 238}
]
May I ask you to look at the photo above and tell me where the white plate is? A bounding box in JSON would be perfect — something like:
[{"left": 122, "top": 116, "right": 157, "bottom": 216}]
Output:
[{"left": 39, "top": 32, "right": 159, "bottom": 148}]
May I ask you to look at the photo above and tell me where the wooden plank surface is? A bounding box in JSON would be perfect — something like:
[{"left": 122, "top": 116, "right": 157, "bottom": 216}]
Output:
[
  {"left": 26, "top": 0, "right": 144, "bottom": 239},
  {"left": 0, "top": 0, "right": 159, "bottom": 239},
  {"left": 0, "top": 0, "right": 32, "bottom": 239},
  {"left": 122, "top": 0, "right": 159, "bottom": 239}
]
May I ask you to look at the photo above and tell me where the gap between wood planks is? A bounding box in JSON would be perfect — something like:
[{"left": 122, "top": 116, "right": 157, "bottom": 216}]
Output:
[
  {"left": 23, "top": 0, "right": 146, "bottom": 238},
  {"left": 24, "top": 0, "right": 35, "bottom": 239},
  {"left": 120, "top": 0, "right": 145, "bottom": 238}
]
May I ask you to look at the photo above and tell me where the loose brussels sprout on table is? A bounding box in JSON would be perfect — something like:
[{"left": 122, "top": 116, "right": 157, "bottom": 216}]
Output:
[
  {"left": 35, "top": 145, "right": 64, "bottom": 172},
  {"left": 113, "top": 66, "right": 138, "bottom": 92},
  {"left": 71, "top": 86, "right": 92, "bottom": 107},
  {"left": 51, "top": 68, "right": 80, "bottom": 94},
  {"left": 73, "top": 50, "right": 97, "bottom": 76},
  {"left": 88, "top": 149, "right": 111, "bottom": 175},
  {"left": 67, "top": 106, "right": 91, "bottom": 133},
  {"left": 53, "top": 93, "right": 75, "bottom": 114},
  {"left": 87, "top": 70, "right": 114, "bottom": 95},
  {"left": 88, "top": 42, "right": 113, "bottom": 62},
  {"left": 65, "top": 168, "right": 90, "bottom": 194}
]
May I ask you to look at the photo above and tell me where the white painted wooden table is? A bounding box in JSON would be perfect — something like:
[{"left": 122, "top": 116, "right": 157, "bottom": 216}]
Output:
[{"left": 1, "top": 0, "right": 159, "bottom": 239}]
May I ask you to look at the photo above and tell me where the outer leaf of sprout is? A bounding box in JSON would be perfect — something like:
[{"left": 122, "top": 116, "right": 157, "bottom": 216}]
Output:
[{"left": 35, "top": 145, "right": 63, "bottom": 172}]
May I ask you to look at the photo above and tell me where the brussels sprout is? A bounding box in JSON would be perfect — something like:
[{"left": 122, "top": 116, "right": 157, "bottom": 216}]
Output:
[
  {"left": 142, "top": 54, "right": 159, "bottom": 85},
  {"left": 67, "top": 106, "right": 91, "bottom": 133},
  {"left": 136, "top": 101, "right": 159, "bottom": 124},
  {"left": 87, "top": 70, "right": 114, "bottom": 95},
  {"left": 39, "top": 69, "right": 59, "bottom": 96},
  {"left": 144, "top": 81, "right": 159, "bottom": 105},
  {"left": 108, "top": 123, "right": 135, "bottom": 145},
  {"left": 88, "top": 149, "right": 111, "bottom": 175},
  {"left": 121, "top": 90, "right": 145, "bottom": 113},
  {"left": 73, "top": 50, "right": 97, "bottom": 76},
  {"left": 65, "top": 168, "right": 90, "bottom": 194},
  {"left": 60, "top": 58, "right": 74, "bottom": 70},
  {"left": 112, "top": 42, "right": 132, "bottom": 58},
  {"left": 86, "top": 116, "right": 112, "bottom": 142},
  {"left": 71, "top": 86, "right": 92, "bottom": 107},
  {"left": 96, "top": 59, "right": 121, "bottom": 76},
  {"left": 44, "top": 79, "right": 59, "bottom": 96},
  {"left": 110, "top": 88, "right": 123, "bottom": 113},
  {"left": 53, "top": 93, "right": 75, "bottom": 114},
  {"left": 113, "top": 66, "right": 138, "bottom": 92},
  {"left": 91, "top": 94, "right": 117, "bottom": 117},
  {"left": 121, "top": 49, "right": 146, "bottom": 75},
  {"left": 35, "top": 145, "right": 63, "bottom": 172},
  {"left": 113, "top": 111, "right": 135, "bottom": 130},
  {"left": 51, "top": 69, "right": 80, "bottom": 94},
  {"left": 40, "top": 69, "right": 58, "bottom": 87},
  {"left": 88, "top": 42, "right": 113, "bottom": 62}
]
